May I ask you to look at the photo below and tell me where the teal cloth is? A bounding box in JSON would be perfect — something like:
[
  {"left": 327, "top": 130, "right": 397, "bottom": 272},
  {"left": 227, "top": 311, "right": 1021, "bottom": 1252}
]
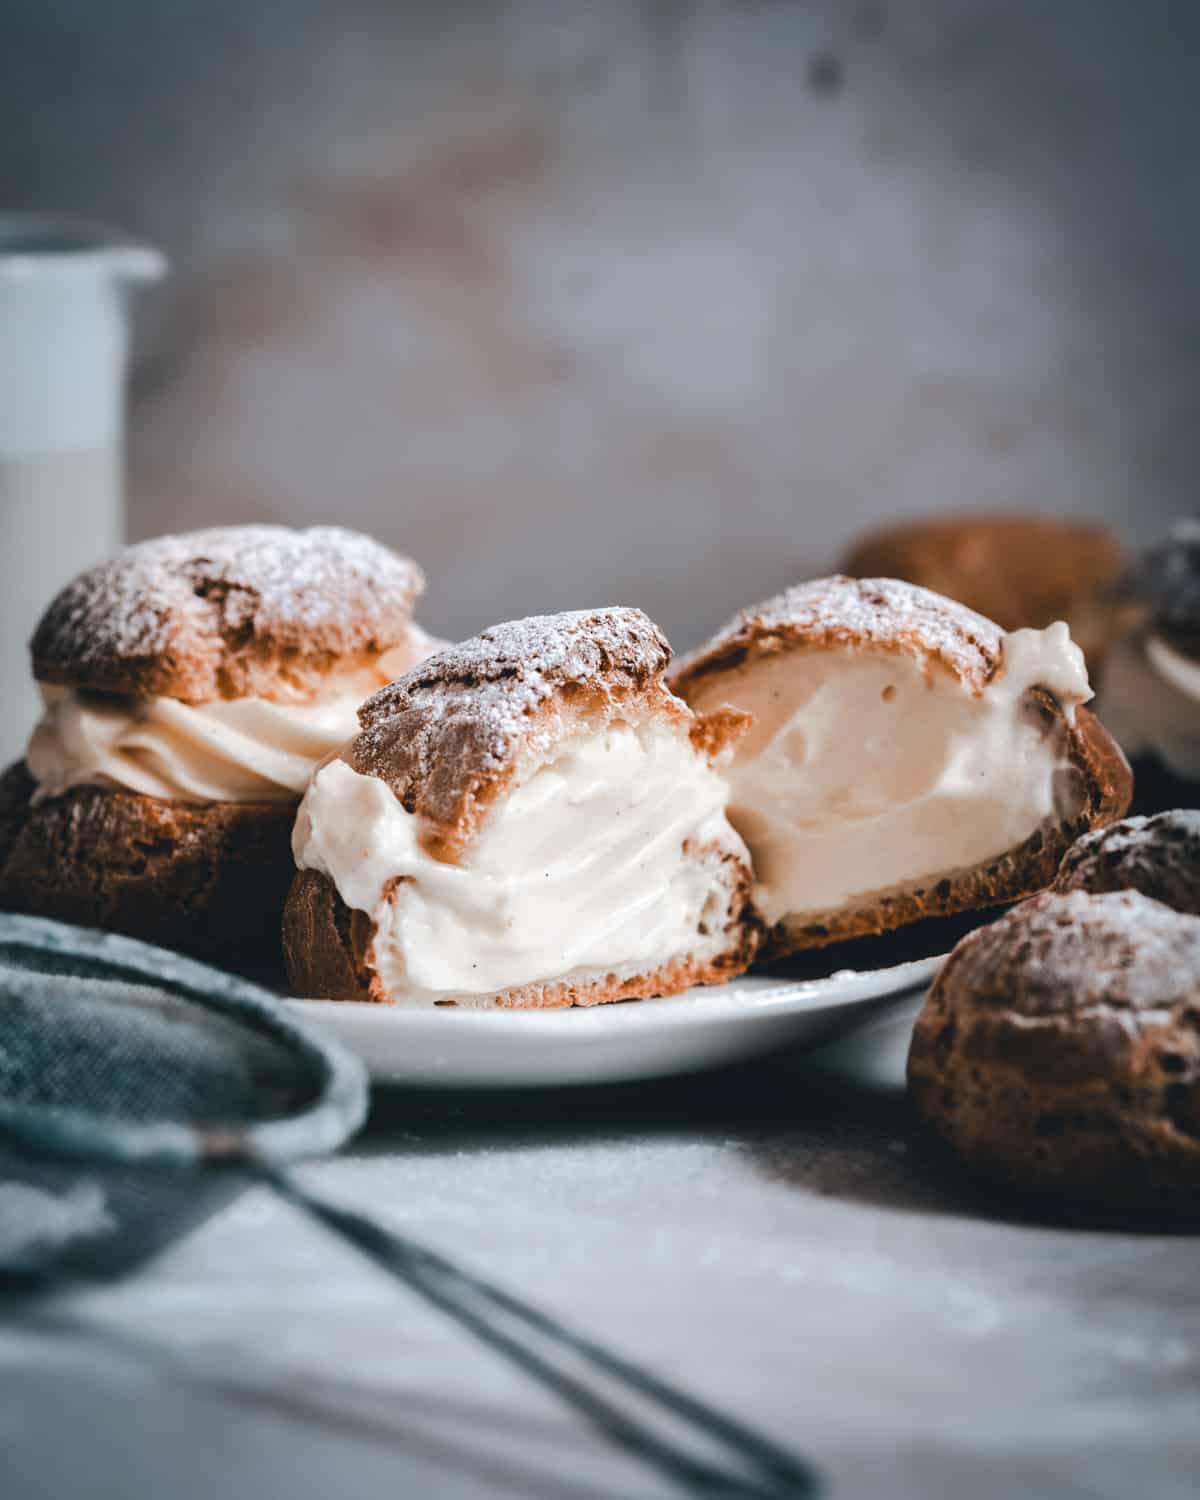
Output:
[{"left": 0, "top": 914, "right": 367, "bottom": 1279}]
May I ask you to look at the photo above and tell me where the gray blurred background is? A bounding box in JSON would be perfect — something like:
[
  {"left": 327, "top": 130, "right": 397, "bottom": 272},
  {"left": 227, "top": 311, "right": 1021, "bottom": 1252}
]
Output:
[{"left": 3, "top": 0, "right": 1198, "bottom": 650}]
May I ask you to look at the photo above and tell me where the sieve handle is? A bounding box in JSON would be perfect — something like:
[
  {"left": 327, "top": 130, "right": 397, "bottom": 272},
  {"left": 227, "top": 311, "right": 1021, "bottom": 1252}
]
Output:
[{"left": 263, "top": 1167, "right": 820, "bottom": 1500}]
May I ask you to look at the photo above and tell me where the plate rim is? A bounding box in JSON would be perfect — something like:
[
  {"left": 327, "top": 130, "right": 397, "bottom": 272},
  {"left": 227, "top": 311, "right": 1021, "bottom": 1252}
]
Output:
[
  {"left": 279, "top": 952, "right": 945, "bottom": 1084},
  {"left": 281, "top": 951, "right": 944, "bottom": 1033}
]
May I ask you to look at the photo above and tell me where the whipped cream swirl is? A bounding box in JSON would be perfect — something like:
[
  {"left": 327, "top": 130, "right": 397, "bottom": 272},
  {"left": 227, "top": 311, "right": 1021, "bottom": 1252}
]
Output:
[
  {"left": 25, "top": 634, "right": 444, "bottom": 805},
  {"left": 27, "top": 686, "right": 369, "bottom": 803}
]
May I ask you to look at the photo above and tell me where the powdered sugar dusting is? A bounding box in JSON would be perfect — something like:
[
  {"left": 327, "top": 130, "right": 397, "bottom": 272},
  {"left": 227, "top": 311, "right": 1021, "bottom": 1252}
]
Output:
[
  {"left": 350, "top": 608, "right": 676, "bottom": 847},
  {"left": 31, "top": 525, "right": 425, "bottom": 701},
  {"left": 674, "top": 575, "right": 1003, "bottom": 694},
  {"left": 944, "top": 888, "right": 1200, "bottom": 1018},
  {"left": 360, "top": 607, "right": 669, "bottom": 734},
  {"left": 756, "top": 576, "right": 1002, "bottom": 655},
  {"left": 1056, "top": 810, "right": 1200, "bottom": 914}
]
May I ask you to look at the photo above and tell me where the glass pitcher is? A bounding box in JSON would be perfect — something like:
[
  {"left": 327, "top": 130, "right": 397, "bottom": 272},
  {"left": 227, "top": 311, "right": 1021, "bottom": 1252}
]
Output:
[{"left": 0, "top": 217, "right": 164, "bottom": 766}]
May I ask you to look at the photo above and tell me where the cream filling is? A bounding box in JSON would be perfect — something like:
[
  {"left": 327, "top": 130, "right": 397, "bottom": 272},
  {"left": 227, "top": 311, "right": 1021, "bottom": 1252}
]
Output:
[
  {"left": 1098, "top": 632, "right": 1200, "bottom": 779},
  {"left": 292, "top": 722, "right": 745, "bottom": 1004},
  {"left": 687, "top": 623, "right": 1092, "bottom": 925},
  {"left": 24, "top": 635, "right": 442, "bottom": 805}
]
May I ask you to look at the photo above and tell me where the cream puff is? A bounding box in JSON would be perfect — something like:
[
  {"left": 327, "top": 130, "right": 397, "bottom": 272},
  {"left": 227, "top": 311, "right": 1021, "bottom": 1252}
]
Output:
[
  {"left": 671, "top": 576, "right": 1131, "bottom": 957},
  {"left": 1054, "top": 809, "right": 1200, "bottom": 916},
  {"left": 0, "top": 525, "right": 440, "bottom": 963},
  {"left": 284, "top": 608, "right": 758, "bottom": 1006},
  {"left": 908, "top": 888, "right": 1200, "bottom": 1221}
]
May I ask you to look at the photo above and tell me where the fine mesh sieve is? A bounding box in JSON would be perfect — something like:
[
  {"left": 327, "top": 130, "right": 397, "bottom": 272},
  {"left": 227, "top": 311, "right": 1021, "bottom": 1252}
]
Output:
[{"left": 0, "top": 914, "right": 819, "bottom": 1500}]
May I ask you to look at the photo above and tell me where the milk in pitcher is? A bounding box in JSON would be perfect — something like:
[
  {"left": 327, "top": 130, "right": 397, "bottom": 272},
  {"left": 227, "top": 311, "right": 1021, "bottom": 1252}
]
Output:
[{"left": 0, "top": 219, "right": 163, "bottom": 765}]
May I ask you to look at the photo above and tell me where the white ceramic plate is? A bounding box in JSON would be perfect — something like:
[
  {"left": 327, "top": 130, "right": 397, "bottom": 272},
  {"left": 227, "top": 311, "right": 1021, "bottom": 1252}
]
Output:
[{"left": 283, "top": 955, "right": 943, "bottom": 1088}]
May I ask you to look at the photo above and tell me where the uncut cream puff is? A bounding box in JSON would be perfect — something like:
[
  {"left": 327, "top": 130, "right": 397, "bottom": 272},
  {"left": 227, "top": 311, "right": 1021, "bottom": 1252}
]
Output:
[
  {"left": 671, "top": 576, "right": 1131, "bottom": 957},
  {"left": 908, "top": 888, "right": 1200, "bottom": 1222},
  {"left": 284, "top": 607, "right": 758, "bottom": 1006},
  {"left": 0, "top": 525, "right": 440, "bottom": 963},
  {"left": 1054, "top": 809, "right": 1200, "bottom": 915}
]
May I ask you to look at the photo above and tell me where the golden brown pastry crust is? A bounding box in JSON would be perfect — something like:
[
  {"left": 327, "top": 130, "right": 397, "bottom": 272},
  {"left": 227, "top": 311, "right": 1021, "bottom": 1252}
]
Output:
[
  {"left": 0, "top": 760, "right": 295, "bottom": 965},
  {"left": 284, "top": 844, "right": 760, "bottom": 1007},
  {"left": 671, "top": 576, "right": 1004, "bottom": 701},
  {"left": 31, "top": 525, "right": 426, "bottom": 704},
  {"left": 840, "top": 514, "right": 1126, "bottom": 662},
  {"left": 908, "top": 889, "right": 1200, "bottom": 1221},
  {"left": 1055, "top": 810, "right": 1200, "bottom": 915}
]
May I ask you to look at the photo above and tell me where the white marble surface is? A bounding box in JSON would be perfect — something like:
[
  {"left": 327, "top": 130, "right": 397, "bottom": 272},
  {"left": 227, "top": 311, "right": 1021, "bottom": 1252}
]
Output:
[{"left": 3, "top": 1004, "right": 1198, "bottom": 1499}]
